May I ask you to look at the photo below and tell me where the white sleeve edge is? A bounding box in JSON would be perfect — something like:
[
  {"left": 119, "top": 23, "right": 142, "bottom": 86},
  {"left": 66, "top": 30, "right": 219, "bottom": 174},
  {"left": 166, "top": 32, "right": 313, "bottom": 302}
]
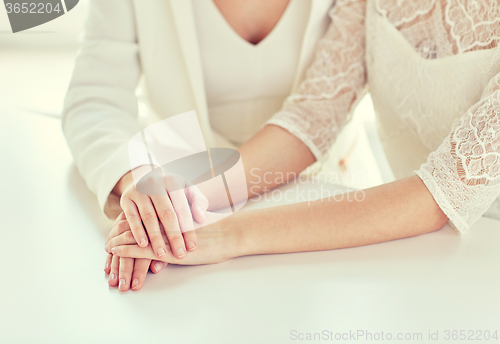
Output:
[{"left": 415, "top": 169, "right": 469, "bottom": 235}]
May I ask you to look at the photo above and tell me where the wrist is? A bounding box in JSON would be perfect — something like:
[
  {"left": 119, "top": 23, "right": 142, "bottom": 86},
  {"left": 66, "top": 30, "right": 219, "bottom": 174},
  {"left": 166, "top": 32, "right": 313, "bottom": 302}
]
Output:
[
  {"left": 222, "top": 211, "right": 256, "bottom": 259},
  {"left": 113, "top": 171, "right": 133, "bottom": 196},
  {"left": 113, "top": 165, "right": 154, "bottom": 196}
]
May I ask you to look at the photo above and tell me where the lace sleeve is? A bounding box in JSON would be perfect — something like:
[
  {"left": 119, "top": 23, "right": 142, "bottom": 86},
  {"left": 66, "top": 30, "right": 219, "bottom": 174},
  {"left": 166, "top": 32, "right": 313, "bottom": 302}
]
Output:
[
  {"left": 416, "top": 72, "right": 500, "bottom": 234},
  {"left": 266, "top": 0, "right": 367, "bottom": 162}
]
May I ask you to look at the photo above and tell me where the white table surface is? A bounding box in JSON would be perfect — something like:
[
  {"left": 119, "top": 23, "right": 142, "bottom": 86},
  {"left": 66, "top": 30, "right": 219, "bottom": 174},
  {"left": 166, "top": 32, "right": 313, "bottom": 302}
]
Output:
[{"left": 1, "top": 108, "right": 499, "bottom": 344}]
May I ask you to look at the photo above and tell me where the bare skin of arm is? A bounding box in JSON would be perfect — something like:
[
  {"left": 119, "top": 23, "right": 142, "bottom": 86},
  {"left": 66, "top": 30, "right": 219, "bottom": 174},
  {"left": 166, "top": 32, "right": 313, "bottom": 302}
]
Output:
[{"left": 109, "top": 125, "right": 449, "bottom": 265}]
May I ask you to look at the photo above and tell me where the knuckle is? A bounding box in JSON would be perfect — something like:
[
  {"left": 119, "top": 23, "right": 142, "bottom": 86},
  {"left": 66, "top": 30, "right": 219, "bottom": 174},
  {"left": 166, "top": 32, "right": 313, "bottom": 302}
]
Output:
[
  {"left": 149, "top": 231, "right": 162, "bottom": 240},
  {"left": 116, "top": 246, "right": 128, "bottom": 255},
  {"left": 165, "top": 175, "right": 183, "bottom": 190},
  {"left": 121, "top": 190, "right": 133, "bottom": 201},
  {"left": 125, "top": 231, "right": 135, "bottom": 240},
  {"left": 175, "top": 207, "right": 192, "bottom": 219},
  {"left": 146, "top": 176, "right": 163, "bottom": 189},
  {"left": 152, "top": 238, "right": 165, "bottom": 247},
  {"left": 127, "top": 213, "right": 140, "bottom": 223},
  {"left": 117, "top": 220, "right": 129, "bottom": 231},
  {"left": 142, "top": 212, "right": 157, "bottom": 222},
  {"left": 168, "top": 234, "right": 184, "bottom": 245},
  {"left": 145, "top": 176, "right": 156, "bottom": 184},
  {"left": 159, "top": 208, "right": 176, "bottom": 221}
]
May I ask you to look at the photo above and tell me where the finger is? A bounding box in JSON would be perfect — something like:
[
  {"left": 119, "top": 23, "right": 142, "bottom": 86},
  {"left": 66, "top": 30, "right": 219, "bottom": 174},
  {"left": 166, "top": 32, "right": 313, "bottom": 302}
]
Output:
[
  {"left": 183, "top": 230, "right": 197, "bottom": 252},
  {"left": 185, "top": 184, "right": 209, "bottom": 223},
  {"left": 112, "top": 244, "right": 169, "bottom": 262},
  {"left": 151, "top": 192, "right": 186, "bottom": 260},
  {"left": 107, "top": 231, "right": 137, "bottom": 252},
  {"left": 118, "top": 257, "right": 134, "bottom": 292},
  {"left": 104, "top": 253, "right": 112, "bottom": 274},
  {"left": 121, "top": 197, "right": 149, "bottom": 248},
  {"left": 106, "top": 219, "right": 131, "bottom": 247},
  {"left": 164, "top": 175, "right": 194, "bottom": 233},
  {"left": 135, "top": 197, "right": 169, "bottom": 259},
  {"left": 112, "top": 212, "right": 126, "bottom": 227},
  {"left": 131, "top": 259, "right": 150, "bottom": 291},
  {"left": 150, "top": 260, "right": 167, "bottom": 274},
  {"left": 108, "top": 254, "right": 119, "bottom": 287},
  {"left": 167, "top": 189, "right": 194, "bottom": 233}
]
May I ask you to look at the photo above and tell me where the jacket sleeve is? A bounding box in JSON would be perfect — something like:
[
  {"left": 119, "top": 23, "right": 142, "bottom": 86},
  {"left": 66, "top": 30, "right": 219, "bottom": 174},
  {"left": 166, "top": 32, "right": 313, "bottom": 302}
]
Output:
[{"left": 62, "top": 0, "right": 150, "bottom": 218}]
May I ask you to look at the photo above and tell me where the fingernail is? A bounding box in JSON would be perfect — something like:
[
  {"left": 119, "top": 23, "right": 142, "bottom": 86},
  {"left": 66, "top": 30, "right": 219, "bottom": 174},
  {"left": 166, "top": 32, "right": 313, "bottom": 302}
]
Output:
[
  {"left": 110, "top": 273, "right": 116, "bottom": 280},
  {"left": 119, "top": 279, "right": 125, "bottom": 289},
  {"left": 155, "top": 262, "right": 163, "bottom": 272},
  {"left": 140, "top": 238, "right": 147, "bottom": 247},
  {"left": 187, "top": 241, "right": 196, "bottom": 250},
  {"left": 157, "top": 248, "right": 166, "bottom": 257},
  {"left": 104, "top": 243, "right": 109, "bottom": 252},
  {"left": 132, "top": 278, "right": 139, "bottom": 289},
  {"left": 111, "top": 247, "right": 119, "bottom": 254},
  {"left": 176, "top": 247, "right": 186, "bottom": 258},
  {"left": 105, "top": 263, "right": 110, "bottom": 270}
]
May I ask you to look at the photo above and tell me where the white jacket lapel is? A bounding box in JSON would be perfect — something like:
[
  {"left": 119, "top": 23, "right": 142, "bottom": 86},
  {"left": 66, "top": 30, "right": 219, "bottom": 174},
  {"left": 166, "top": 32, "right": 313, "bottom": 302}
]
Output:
[{"left": 169, "top": 0, "right": 209, "bottom": 118}]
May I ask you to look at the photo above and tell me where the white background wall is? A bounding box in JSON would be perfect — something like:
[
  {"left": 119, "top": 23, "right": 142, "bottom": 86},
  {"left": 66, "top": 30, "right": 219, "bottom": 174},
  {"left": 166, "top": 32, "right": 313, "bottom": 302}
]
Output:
[
  {"left": 0, "top": 0, "right": 89, "bottom": 49},
  {"left": 0, "top": 0, "right": 89, "bottom": 115}
]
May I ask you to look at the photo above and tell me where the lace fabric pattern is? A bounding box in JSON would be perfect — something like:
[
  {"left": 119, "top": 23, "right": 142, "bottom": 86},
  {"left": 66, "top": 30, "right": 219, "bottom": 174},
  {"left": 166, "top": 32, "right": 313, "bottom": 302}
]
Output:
[
  {"left": 377, "top": 0, "right": 500, "bottom": 57},
  {"left": 266, "top": 0, "right": 500, "bottom": 233},
  {"left": 417, "top": 72, "right": 500, "bottom": 232},
  {"left": 267, "top": 0, "right": 367, "bottom": 162}
]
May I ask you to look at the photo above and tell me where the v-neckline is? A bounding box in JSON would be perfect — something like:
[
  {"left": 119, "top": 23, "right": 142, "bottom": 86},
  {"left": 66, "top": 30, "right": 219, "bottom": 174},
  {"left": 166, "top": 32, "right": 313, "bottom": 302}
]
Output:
[{"left": 209, "top": 0, "right": 293, "bottom": 47}]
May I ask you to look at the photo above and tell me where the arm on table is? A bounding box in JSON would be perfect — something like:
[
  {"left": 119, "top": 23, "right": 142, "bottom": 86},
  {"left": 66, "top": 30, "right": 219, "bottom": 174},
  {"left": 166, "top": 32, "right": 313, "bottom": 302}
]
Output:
[{"left": 111, "top": 174, "right": 448, "bottom": 264}]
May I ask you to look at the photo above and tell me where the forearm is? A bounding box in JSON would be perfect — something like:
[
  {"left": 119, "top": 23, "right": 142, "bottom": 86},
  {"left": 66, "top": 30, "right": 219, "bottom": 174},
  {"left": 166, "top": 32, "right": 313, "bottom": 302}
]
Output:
[
  {"left": 228, "top": 175, "right": 449, "bottom": 257},
  {"left": 196, "top": 125, "right": 315, "bottom": 211},
  {"left": 239, "top": 124, "right": 316, "bottom": 196}
]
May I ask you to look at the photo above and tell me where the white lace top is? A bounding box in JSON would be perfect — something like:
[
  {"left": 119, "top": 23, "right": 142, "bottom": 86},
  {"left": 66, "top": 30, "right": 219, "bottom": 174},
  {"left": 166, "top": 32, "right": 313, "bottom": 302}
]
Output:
[{"left": 266, "top": 0, "right": 500, "bottom": 234}]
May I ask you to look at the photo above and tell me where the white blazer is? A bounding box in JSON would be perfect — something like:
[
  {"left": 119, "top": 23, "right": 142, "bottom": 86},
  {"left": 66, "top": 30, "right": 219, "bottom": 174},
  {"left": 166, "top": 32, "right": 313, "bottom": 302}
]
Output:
[{"left": 62, "top": 0, "right": 359, "bottom": 218}]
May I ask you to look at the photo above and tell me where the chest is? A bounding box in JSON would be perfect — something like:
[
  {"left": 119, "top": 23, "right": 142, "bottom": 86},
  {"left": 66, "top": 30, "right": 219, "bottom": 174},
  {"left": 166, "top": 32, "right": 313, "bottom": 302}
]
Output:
[{"left": 212, "top": 0, "right": 291, "bottom": 45}]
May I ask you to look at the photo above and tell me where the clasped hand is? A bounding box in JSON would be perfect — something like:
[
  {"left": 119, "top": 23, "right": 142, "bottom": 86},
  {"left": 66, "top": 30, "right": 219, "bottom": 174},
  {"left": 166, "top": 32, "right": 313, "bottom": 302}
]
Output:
[{"left": 103, "top": 170, "right": 209, "bottom": 291}]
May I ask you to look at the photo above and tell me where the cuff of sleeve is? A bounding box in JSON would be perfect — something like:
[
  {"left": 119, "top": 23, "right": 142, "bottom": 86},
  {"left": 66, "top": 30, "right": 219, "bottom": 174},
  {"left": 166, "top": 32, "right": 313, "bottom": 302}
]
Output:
[
  {"left": 414, "top": 169, "right": 469, "bottom": 235},
  {"left": 265, "top": 113, "right": 327, "bottom": 163}
]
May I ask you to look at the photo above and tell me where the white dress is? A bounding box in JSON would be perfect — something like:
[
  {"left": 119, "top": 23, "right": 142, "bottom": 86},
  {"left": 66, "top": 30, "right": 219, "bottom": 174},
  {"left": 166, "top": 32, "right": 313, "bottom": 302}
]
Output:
[{"left": 267, "top": 0, "right": 500, "bottom": 234}]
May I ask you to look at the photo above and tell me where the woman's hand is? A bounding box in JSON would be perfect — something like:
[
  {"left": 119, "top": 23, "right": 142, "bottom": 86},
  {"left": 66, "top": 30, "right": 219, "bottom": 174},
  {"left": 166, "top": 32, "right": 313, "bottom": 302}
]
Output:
[
  {"left": 113, "top": 167, "right": 209, "bottom": 260},
  {"left": 104, "top": 212, "right": 166, "bottom": 291},
  {"left": 104, "top": 254, "right": 164, "bottom": 291},
  {"left": 108, "top": 211, "right": 238, "bottom": 266}
]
